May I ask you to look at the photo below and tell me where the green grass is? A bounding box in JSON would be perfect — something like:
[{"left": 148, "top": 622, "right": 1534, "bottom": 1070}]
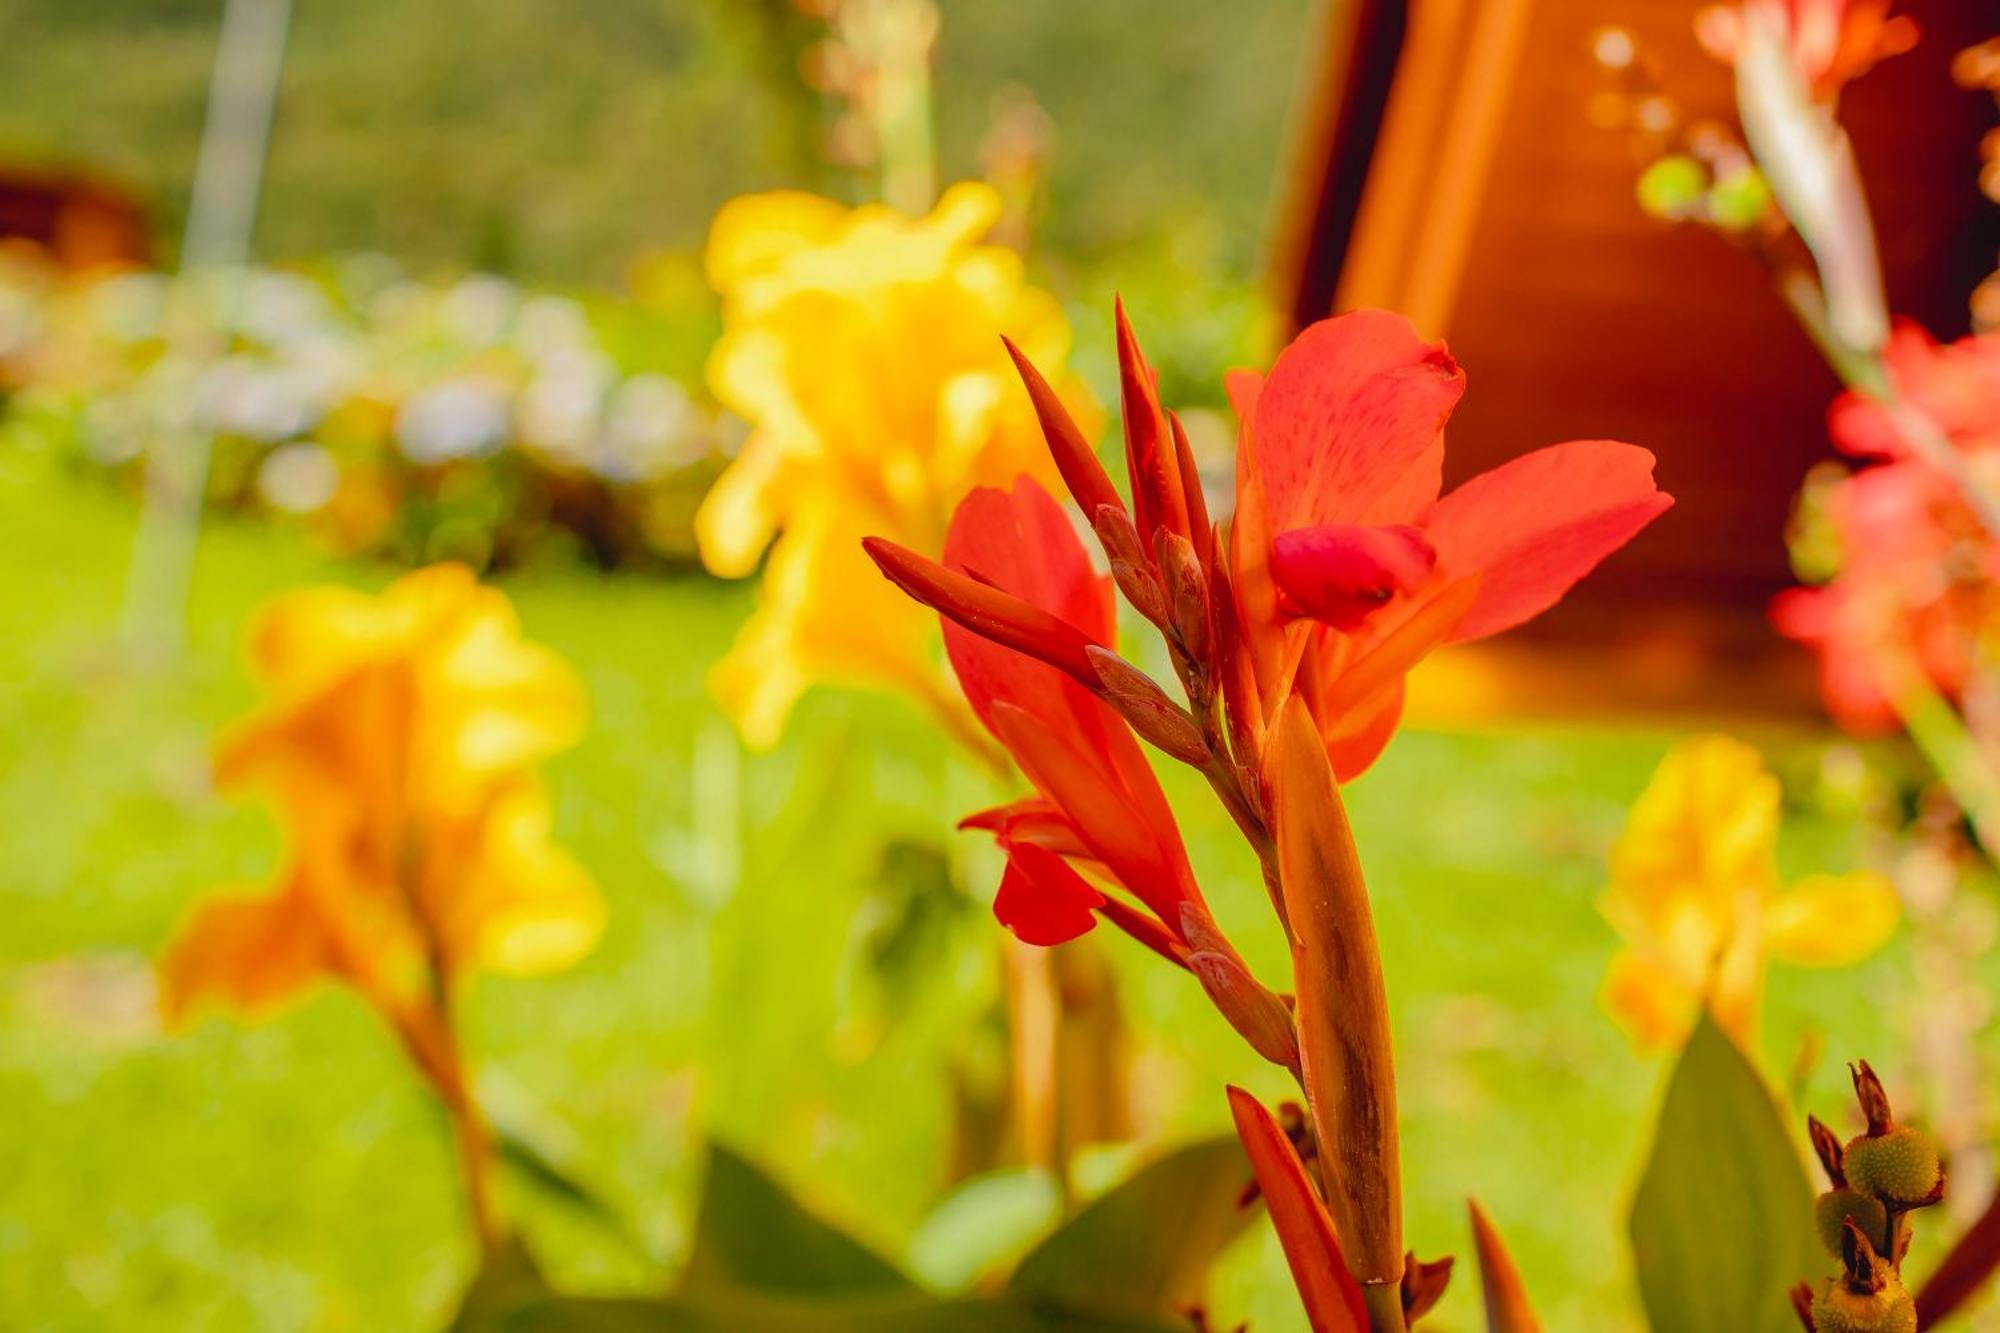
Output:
[{"left": 0, "top": 454, "right": 1913, "bottom": 1330}]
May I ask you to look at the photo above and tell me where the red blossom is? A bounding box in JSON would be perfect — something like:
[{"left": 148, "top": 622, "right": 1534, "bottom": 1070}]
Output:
[
  {"left": 938, "top": 478, "right": 1208, "bottom": 950},
  {"left": 1231, "top": 310, "right": 1672, "bottom": 778}
]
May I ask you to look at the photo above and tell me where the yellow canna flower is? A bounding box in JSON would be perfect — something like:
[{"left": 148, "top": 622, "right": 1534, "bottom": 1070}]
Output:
[
  {"left": 696, "top": 181, "right": 1094, "bottom": 747},
  {"left": 1600, "top": 734, "right": 1899, "bottom": 1050},
  {"left": 160, "top": 563, "right": 601, "bottom": 1030}
]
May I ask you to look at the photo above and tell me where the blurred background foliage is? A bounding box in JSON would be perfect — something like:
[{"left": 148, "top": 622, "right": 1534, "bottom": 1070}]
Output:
[
  {"left": 0, "top": 1, "right": 1973, "bottom": 1329},
  {"left": 0, "top": 0, "right": 1304, "bottom": 302}
]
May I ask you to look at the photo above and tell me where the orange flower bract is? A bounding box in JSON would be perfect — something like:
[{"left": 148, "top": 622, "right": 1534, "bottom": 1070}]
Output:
[{"left": 159, "top": 564, "right": 601, "bottom": 1030}]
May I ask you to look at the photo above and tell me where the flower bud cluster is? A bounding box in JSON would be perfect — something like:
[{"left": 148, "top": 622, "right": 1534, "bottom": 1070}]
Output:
[{"left": 1793, "top": 1062, "right": 1943, "bottom": 1333}]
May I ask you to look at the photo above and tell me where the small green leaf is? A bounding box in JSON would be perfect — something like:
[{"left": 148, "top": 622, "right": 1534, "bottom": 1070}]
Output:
[
  {"left": 451, "top": 1233, "right": 549, "bottom": 1332},
  {"left": 1007, "top": 1134, "right": 1250, "bottom": 1317},
  {"left": 1630, "top": 1014, "right": 1820, "bottom": 1333},
  {"left": 493, "top": 1121, "right": 649, "bottom": 1259},
  {"left": 677, "top": 1142, "right": 917, "bottom": 1299}
]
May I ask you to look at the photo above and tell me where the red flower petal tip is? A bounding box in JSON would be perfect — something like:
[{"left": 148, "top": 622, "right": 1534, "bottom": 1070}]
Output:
[{"left": 994, "top": 842, "right": 1105, "bottom": 946}]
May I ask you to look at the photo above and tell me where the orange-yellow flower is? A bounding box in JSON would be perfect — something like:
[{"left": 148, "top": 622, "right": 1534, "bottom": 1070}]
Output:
[
  {"left": 695, "top": 181, "right": 1092, "bottom": 747},
  {"left": 159, "top": 563, "right": 600, "bottom": 1030},
  {"left": 1601, "top": 733, "right": 1898, "bottom": 1050}
]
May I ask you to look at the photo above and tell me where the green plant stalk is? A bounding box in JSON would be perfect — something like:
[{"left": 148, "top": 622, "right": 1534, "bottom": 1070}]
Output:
[{"left": 1883, "top": 652, "right": 2000, "bottom": 856}]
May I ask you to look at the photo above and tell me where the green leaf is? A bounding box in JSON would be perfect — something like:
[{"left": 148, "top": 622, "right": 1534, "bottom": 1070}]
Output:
[
  {"left": 1630, "top": 1014, "right": 1820, "bottom": 1333},
  {"left": 676, "top": 1142, "right": 917, "bottom": 1299},
  {"left": 908, "top": 1167, "right": 1064, "bottom": 1291},
  {"left": 450, "top": 1233, "right": 550, "bottom": 1333},
  {"left": 493, "top": 1121, "right": 648, "bottom": 1259},
  {"left": 1007, "top": 1133, "right": 1251, "bottom": 1318}
]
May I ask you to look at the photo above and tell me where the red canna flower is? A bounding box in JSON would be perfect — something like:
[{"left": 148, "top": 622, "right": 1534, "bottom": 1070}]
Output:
[
  {"left": 866, "top": 303, "right": 1669, "bottom": 947},
  {"left": 1229, "top": 310, "right": 1673, "bottom": 778},
  {"left": 873, "top": 477, "right": 1210, "bottom": 955}
]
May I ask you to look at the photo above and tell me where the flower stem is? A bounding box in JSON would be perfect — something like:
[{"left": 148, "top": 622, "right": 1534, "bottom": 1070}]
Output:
[
  {"left": 1362, "top": 1282, "right": 1409, "bottom": 1333},
  {"left": 1884, "top": 654, "right": 2000, "bottom": 856}
]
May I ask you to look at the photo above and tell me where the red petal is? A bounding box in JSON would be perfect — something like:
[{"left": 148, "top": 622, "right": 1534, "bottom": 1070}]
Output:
[
  {"left": 1002, "top": 336, "right": 1126, "bottom": 521},
  {"left": 990, "top": 702, "right": 1197, "bottom": 927},
  {"left": 1271, "top": 524, "right": 1436, "bottom": 633},
  {"left": 1325, "top": 677, "right": 1407, "bottom": 783},
  {"left": 1253, "top": 310, "right": 1463, "bottom": 533},
  {"left": 945, "top": 480, "right": 1112, "bottom": 647},
  {"left": 865, "top": 533, "right": 1103, "bottom": 683},
  {"left": 1226, "top": 1086, "right": 1370, "bottom": 1333},
  {"left": 1115, "top": 298, "right": 1190, "bottom": 544},
  {"left": 994, "top": 842, "right": 1104, "bottom": 946},
  {"left": 1426, "top": 440, "right": 1672, "bottom": 642},
  {"left": 1224, "top": 368, "right": 1265, "bottom": 424}
]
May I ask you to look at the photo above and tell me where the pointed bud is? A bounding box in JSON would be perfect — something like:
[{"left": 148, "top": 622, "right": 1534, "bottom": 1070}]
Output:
[
  {"left": 1087, "top": 646, "right": 1208, "bottom": 764},
  {"left": 1470, "top": 1201, "right": 1544, "bottom": 1333},
  {"left": 1092, "top": 504, "right": 1172, "bottom": 628},
  {"left": 1811, "top": 1115, "right": 1848, "bottom": 1187},
  {"left": 1158, "top": 530, "right": 1211, "bottom": 663},
  {"left": 864, "top": 537, "right": 1100, "bottom": 685},
  {"left": 1170, "top": 409, "right": 1214, "bottom": 568},
  {"left": 1226, "top": 1087, "right": 1370, "bottom": 1333},
  {"left": 1182, "top": 905, "right": 1297, "bottom": 1070},
  {"left": 1268, "top": 693, "right": 1402, "bottom": 1286},
  {"left": 1401, "top": 1252, "right": 1454, "bottom": 1321},
  {"left": 1114, "top": 297, "right": 1189, "bottom": 546},
  {"left": 1002, "top": 335, "right": 1125, "bottom": 522},
  {"left": 1851, "top": 1060, "right": 1896, "bottom": 1136},
  {"left": 1209, "top": 556, "right": 1266, "bottom": 762},
  {"left": 1189, "top": 950, "right": 1299, "bottom": 1070},
  {"left": 1841, "top": 1218, "right": 1890, "bottom": 1293}
]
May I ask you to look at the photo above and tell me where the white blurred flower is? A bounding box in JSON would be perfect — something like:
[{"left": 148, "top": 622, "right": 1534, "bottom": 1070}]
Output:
[
  {"left": 255, "top": 441, "right": 340, "bottom": 513},
  {"left": 190, "top": 356, "right": 321, "bottom": 442},
  {"left": 519, "top": 345, "right": 614, "bottom": 460},
  {"left": 513, "top": 295, "right": 593, "bottom": 361},
  {"left": 236, "top": 270, "right": 333, "bottom": 347},
  {"left": 395, "top": 375, "right": 511, "bottom": 464},
  {"left": 598, "top": 373, "right": 702, "bottom": 480},
  {"left": 442, "top": 274, "right": 519, "bottom": 347},
  {"left": 82, "top": 272, "right": 168, "bottom": 345}
]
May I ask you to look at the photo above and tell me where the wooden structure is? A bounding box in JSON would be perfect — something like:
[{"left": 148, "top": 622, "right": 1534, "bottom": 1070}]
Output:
[{"left": 1275, "top": 0, "right": 1997, "bottom": 716}]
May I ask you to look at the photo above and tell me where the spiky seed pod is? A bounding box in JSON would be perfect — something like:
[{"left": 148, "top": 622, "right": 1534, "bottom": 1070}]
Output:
[
  {"left": 1809, "top": 1279, "right": 1916, "bottom": 1333},
  {"left": 1815, "top": 1188, "right": 1889, "bottom": 1258},
  {"left": 1813, "top": 1221, "right": 1917, "bottom": 1333},
  {"left": 1844, "top": 1128, "right": 1943, "bottom": 1206}
]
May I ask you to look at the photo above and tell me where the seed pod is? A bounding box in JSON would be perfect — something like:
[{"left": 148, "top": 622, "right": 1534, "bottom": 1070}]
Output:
[
  {"left": 1844, "top": 1129, "right": 1943, "bottom": 1207},
  {"left": 1086, "top": 646, "right": 1208, "bottom": 764},
  {"left": 1816, "top": 1187, "right": 1890, "bottom": 1258},
  {"left": 1812, "top": 1225, "right": 1915, "bottom": 1333}
]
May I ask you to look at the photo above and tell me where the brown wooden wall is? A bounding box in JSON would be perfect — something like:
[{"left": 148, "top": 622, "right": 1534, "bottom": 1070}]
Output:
[{"left": 1281, "top": 0, "right": 1997, "bottom": 661}]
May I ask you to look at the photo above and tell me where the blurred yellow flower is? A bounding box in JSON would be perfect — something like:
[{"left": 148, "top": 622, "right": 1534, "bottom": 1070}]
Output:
[
  {"left": 1600, "top": 734, "right": 1899, "bottom": 1050},
  {"left": 160, "top": 563, "right": 601, "bottom": 1031},
  {"left": 696, "top": 181, "right": 1093, "bottom": 747}
]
